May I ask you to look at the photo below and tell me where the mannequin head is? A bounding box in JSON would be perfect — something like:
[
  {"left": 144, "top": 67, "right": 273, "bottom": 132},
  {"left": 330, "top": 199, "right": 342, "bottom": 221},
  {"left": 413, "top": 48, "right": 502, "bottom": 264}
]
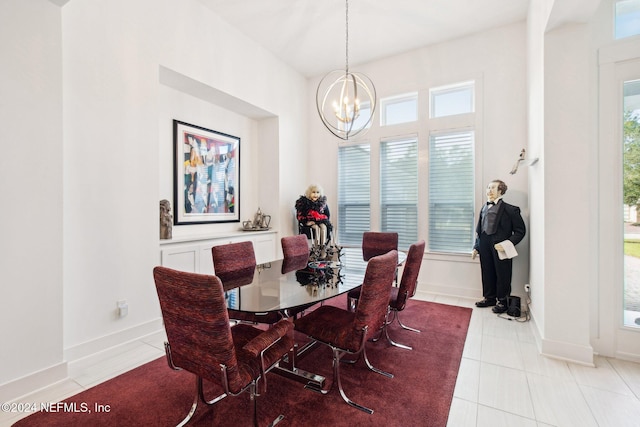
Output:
[
  {"left": 305, "top": 184, "right": 324, "bottom": 202},
  {"left": 486, "top": 179, "right": 507, "bottom": 202}
]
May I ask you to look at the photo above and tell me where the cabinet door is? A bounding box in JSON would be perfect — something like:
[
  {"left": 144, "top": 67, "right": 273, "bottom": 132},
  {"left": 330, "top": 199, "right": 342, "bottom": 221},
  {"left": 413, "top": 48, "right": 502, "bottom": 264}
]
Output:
[
  {"left": 161, "top": 245, "right": 199, "bottom": 273},
  {"left": 254, "top": 233, "right": 276, "bottom": 264}
]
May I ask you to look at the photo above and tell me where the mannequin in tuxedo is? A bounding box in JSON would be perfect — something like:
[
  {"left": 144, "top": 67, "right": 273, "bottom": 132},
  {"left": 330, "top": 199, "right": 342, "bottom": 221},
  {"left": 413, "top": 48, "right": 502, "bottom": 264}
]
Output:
[{"left": 472, "top": 179, "right": 526, "bottom": 313}]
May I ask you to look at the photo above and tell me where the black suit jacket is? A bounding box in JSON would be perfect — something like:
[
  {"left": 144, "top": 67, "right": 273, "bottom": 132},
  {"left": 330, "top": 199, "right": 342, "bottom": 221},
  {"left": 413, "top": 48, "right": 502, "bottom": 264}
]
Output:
[{"left": 473, "top": 201, "right": 526, "bottom": 251}]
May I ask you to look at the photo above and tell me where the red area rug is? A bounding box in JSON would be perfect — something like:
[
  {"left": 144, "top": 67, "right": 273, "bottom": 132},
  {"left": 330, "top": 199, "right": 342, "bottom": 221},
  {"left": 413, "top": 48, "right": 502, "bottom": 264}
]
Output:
[{"left": 14, "top": 298, "right": 471, "bottom": 427}]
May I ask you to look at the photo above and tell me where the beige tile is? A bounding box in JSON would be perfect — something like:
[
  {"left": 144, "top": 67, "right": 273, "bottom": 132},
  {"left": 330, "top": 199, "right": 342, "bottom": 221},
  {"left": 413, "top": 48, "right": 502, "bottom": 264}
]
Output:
[
  {"left": 526, "top": 371, "right": 598, "bottom": 426},
  {"left": 580, "top": 384, "right": 640, "bottom": 427},
  {"left": 462, "top": 329, "right": 483, "bottom": 361},
  {"left": 568, "top": 355, "right": 633, "bottom": 396},
  {"left": 434, "top": 294, "right": 460, "bottom": 306},
  {"left": 455, "top": 297, "right": 477, "bottom": 309},
  {"left": 519, "top": 341, "right": 573, "bottom": 380},
  {"left": 480, "top": 334, "right": 524, "bottom": 371},
  {"left": 476, "top": 404, "right": 537, "bottom": 427},
  {"left": 609, "top": 357, "right": 640, "bottom": 397},
  {"left": 69, "top": 341, "right": 163, "bottom": 388},
  {"left": 447, "top": 397, "right": 477, "bottom": 427},
  {"left": 482, "top": 314, "right": 519, "bottom": 341},
  {"left": 415, "top": 292, "right": 437, "bottom": 302},
  {"left": 478, "top": 363, "right": 535, "bottom": 418},
  {"left": 514, "top": 321, "right": 536, "bottom": 344},
  {"left": 140, "top": 330, "right": 167, "bottom": 351},
  {"left": 454, "top": 358, "right": 481, "bottom": 402}
]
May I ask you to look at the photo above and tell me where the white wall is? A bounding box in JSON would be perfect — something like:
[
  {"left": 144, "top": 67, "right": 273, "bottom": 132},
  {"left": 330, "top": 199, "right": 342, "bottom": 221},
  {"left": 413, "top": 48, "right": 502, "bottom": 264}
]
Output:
[
  {"left": 0, "top": 0, "right": 308, "bottom": 399},
  {"left": 541, "top": 23, "right": 595, "bottom": 364},
  {"left": 306, "top": 22, "right": 530, "bottom": 301},
  {"left": 527, "top": 0, "right": 626, "bottom": 364},
  {"left": 61, "top": 0, "right": 307, "bottom": 358},
  {"left": 0, "top": 0, "right": 66, "bottom": 399}
]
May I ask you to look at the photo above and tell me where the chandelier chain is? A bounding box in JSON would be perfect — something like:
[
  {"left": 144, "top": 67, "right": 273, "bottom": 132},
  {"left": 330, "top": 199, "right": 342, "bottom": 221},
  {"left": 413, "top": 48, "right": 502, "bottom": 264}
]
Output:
[
  {"left": 315, "top": 0, "right": 376, "bottom": 140},
  {"left": 345, "top": 0, "right": 349, "bottom": 73}
]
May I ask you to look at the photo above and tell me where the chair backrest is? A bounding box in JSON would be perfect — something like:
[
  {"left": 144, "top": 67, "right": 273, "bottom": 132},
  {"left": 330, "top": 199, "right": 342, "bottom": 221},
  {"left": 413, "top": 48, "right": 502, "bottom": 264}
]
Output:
[
  {"left": 212, "top": 241, "right": 256, "bottom": 289},
  {"left": 362, "top": 232, "right": 398, "bottom": 261},
  {"left": 281, "top": 234, "right": 311, "bottom": 273},
  {"left": 152, "top": 266, "right": 245, "bottom": 393},
  {"left": 394, "top": 240, "right": 426, "bottom": 311},
  {"left": 281, "top": 234, "right": 309, "bottom": 258},
  {"left": 354, "top": 250, "right": 398, "bottom": 340}
]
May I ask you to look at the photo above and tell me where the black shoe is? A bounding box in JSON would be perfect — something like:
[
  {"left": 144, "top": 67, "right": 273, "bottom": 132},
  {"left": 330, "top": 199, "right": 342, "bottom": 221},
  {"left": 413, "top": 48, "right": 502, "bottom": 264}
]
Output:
[
  {"left": 475, "top": 298, "right": 496, "bottom": 308},
  {"left": 492, "top": 302, "right": 508, "bottom": 313}
]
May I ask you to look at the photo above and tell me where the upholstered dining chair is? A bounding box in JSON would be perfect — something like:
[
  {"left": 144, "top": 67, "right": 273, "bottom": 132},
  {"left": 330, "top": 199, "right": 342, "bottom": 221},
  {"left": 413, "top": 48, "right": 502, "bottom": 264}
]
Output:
[
  {"left": 281, "top": 234, "right": 309, "bottom": 259},
  {"left": 153, "top": 266, "right": 294, "bottom": 427},
  {"left": 347, "top": 231, "right": 399, "bottom": 311},
  {"left": 372, "top": 239, "right": 426, "bottom": 350},
  {"left": 280, "top": 234, "right": 310, "bottom": 274},
  {"left": 212, "top": 241, "right": 281, "bottom": 324},
  {"left": 280, "top": 234, "right": 316, "bottom": 317},
  {"left": 212, "top": 241, "right": 257, "bottom": 289},
  {"left": 293, "top": 250, "right": 398, "bottom": 414},
  {"left": 361, "top": 231, "right": 398, "bottom": 261}
]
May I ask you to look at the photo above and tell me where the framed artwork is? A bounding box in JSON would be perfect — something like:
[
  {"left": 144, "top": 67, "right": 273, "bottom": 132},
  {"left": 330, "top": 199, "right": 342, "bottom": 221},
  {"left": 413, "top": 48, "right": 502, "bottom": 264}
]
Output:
[{"left": 173, "top": 120, "right": 240, "bottom": 225}]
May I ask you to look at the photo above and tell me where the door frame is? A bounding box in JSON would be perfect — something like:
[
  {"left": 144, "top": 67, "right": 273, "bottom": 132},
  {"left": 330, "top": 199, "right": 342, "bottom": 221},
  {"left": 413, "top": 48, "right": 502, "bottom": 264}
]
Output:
[{"left": 597, "top": 38, "right": 640, "bottom": 361}]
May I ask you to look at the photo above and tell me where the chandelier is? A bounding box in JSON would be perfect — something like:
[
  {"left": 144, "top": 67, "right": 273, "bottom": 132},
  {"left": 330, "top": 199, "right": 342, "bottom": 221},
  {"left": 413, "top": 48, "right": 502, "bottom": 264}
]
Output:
[{"left": 316, "top": 0, "right": 376, "bottom": 140}]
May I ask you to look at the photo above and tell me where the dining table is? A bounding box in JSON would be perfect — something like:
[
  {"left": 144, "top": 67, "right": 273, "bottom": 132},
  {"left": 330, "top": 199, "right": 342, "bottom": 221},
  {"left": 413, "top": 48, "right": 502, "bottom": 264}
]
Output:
[{"left": 216, "top": 250, "right": 407, "bottom": 388}]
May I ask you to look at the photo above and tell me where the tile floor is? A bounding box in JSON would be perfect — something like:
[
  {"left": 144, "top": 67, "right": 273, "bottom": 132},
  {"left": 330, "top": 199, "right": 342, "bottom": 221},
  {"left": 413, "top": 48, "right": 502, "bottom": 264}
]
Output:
[{"left": 3, "top": 295, "right": 640, "bottom": 427}]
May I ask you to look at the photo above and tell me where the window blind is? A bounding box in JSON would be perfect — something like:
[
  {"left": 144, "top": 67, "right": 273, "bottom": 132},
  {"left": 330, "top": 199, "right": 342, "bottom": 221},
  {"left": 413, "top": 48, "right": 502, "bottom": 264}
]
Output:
[
  {"left": 428, "top": 131, "right": 475, "bottom": 253},
  {"left": 338, "top": 144, "right": 371, "bottom": 246},
  {"left": 381, "top": 138, "right": 418, "bottom": 250}
]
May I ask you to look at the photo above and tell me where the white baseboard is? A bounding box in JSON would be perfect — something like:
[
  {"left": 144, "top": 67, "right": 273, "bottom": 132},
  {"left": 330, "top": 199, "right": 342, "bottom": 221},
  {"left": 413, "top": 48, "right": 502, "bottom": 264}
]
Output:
[
  {"left": 64, "top": 318, "right": 164, "bottom": 362},
  {"left": 540, "top": 338, "right": 595, "bottom": 367},
  {"left": 0, "top": 362, "right": 67, "bottom": 403},
  {"left": 0, "top": 319, "right": 165, "bottom": 404},
  {"left": 420, "top": 283, "right": 480, "bottom": 299},
  {"left": 614, "top": 350, "right": 640, "bottom": 363}
]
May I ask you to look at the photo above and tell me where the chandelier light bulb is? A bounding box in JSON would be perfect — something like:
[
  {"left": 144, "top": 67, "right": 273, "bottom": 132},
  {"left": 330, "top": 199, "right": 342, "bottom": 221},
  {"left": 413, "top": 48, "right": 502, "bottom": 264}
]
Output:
[{"left": 316, "top": 70, "right": 376, "bottom": 139}]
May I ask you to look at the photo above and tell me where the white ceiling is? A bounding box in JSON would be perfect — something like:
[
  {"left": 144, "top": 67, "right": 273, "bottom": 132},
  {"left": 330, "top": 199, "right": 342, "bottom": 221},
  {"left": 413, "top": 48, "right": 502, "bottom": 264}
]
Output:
[{"left": 199, "top": 0, "right": 532, "bottom": 77}]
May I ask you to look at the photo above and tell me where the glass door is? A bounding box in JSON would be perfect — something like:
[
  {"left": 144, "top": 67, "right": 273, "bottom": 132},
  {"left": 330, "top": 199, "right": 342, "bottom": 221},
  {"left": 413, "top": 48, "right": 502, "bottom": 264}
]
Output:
[{"left": 623, "top": 77, "right": 640, "bottom": 328}]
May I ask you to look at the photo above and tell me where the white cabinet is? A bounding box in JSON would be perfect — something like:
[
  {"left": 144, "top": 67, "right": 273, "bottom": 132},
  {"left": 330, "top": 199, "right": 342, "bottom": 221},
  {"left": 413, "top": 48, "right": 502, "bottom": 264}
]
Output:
[{"left": 159, "top": 230, "right": 277, "bottom": 274}]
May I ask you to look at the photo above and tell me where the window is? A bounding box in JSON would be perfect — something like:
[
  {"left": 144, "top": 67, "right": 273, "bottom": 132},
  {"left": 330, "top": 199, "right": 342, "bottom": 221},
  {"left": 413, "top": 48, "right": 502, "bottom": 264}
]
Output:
[
  {"left": 616, "top": 0, "right": 640, "bottom": 39},
  {"left": 429, "top": 81, "right": 474, "bottom": 118},
  {"left": 380, "top": 93, "right": 418, "bottom": 126},
  {"left": 338, "top": 81, "right": 477, "bottom": 256},
  {"left": 428, "top": 131, "right": 475, "bottom": 253},
  {"left": 340, "top": 101, "right": 372, "bottom": 133},
  {"left": 338, "top": 144, "right": 371, "bottom": 246},
  {"left": 381, "top": 137, "right": 418, "bottom": 249}
]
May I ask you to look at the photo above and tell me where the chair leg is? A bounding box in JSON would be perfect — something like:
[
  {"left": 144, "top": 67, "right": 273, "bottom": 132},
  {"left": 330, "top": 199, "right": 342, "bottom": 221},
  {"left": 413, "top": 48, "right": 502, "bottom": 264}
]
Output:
[
  {"left": 251, "top": 382, "right": 258, "bottom": 427},
  {"left": 176, "top": 376, "right": 228, "bottom": 427},
  {"left": 333, "top": 349, "right": 375, "bottom": 415},
  {"left": 381, "top": 320, "right": 412, "bottom": 350},
  {"left": 396, "top": 310, "right": 421, "bottom": 333},
  {"left": 373, "top": 310, "right": 416, "bottom": 350},
  {"left": 176, "top": 377, "right": 200, "bottom": 427},
  {"left": 361, "top": 343, "right": 394, "bottom": 378},
  {"left": 249, "top": 381, "right": 284, "bottom": 427},
  {"left": 305, "top": 342, "right": 381, "bottom": 414}
]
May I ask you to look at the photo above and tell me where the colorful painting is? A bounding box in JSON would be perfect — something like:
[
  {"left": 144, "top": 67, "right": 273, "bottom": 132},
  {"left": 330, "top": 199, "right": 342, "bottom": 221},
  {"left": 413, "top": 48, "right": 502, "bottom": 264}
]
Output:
[{"left": 173, "top": 120, "right": 240, "bottom": 225}]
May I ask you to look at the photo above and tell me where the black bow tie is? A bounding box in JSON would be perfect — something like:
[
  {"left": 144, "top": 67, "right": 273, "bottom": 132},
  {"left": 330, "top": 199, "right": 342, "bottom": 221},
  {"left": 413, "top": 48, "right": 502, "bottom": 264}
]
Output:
[{"left": 487, "top": 201, "right": 495, "bottom": 206}]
